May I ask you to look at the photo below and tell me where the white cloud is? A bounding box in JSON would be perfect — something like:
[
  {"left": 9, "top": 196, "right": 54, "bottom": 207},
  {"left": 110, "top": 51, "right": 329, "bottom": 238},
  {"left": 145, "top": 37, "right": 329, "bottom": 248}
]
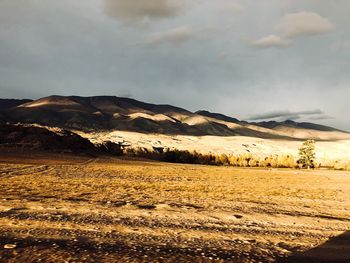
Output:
[
  {"left": 145, "top": 26, "right": 193, "bottom": 46},
  {"left": 277, "top": 11, "right": 333, "bottom": 38},
  {"left": 103, "top": 0, "right": 185, "bottom": 23},
  {"left": 252, "top": 35, "right": 290, "bottom": 49}
]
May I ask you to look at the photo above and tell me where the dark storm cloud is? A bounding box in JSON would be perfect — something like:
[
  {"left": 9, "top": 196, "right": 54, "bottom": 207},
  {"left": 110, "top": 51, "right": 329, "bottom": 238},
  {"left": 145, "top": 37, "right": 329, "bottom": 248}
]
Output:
[
  {"left": 247, "top": 110, "right": 324, "bottom": 121},
  {"left": 308, "top": 115, "right": 335, "bottom": 121},
  {"left": 0, "top": 0, "right": 350, "bottom": 130}
]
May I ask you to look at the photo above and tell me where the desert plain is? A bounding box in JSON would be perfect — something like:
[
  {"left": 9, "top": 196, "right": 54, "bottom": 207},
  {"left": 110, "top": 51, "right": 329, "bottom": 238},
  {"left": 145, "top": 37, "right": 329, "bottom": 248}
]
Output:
[{"left": 0, "top": 152, "right": 349, "bottom": 262}]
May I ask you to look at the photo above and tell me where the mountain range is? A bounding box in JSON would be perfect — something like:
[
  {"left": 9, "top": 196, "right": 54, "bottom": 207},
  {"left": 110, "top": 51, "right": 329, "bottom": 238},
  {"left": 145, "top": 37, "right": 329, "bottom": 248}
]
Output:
[{"left": 0, "top": 95, "right": 349, "bottom": 141}]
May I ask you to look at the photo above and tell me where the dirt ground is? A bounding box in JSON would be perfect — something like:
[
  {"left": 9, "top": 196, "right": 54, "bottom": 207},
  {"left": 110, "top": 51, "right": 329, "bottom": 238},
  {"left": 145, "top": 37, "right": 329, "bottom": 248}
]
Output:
[{"left": 0, "top": 152, "right": 350, "bottom": 262}]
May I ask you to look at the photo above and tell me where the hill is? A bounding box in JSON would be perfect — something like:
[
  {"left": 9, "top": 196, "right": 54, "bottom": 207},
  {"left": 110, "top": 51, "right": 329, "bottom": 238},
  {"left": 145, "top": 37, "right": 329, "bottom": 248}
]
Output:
[{"left": 0, "top": 123, "right": 97, "bottom": 153}]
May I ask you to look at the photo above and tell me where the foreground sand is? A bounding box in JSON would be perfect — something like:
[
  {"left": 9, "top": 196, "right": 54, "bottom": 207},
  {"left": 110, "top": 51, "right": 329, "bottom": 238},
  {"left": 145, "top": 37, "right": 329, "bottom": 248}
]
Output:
[{"left": 0, "top": 153, "right": 350, "bottom": 262}]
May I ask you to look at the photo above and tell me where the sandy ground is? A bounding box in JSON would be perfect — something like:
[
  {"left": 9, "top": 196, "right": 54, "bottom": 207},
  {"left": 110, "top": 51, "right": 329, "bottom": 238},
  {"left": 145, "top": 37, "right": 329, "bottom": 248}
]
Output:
[
  {"left": 79, "top": 131, "right": 350, "bottom": 166},
  {"left": 0, "top": 153, "right": 350, "bottom": 262}
]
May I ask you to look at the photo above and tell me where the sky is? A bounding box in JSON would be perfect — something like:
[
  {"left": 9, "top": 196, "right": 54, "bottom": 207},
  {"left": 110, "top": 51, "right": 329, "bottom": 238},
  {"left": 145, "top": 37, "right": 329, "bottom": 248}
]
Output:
[{"left": 0, "top": 0, "right": 349, "bottom": 130}]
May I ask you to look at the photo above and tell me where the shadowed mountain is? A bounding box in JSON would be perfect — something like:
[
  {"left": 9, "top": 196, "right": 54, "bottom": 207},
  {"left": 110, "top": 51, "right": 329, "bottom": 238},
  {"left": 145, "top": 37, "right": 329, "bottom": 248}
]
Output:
[
  {"left": 0, "top": 95, "right": 349, "bottom": 140},
  {"left": 0, "top": 124, "right": 97, "bottom": 153},
  {"left": 0, "top": 99, "right": 32, "bottom": 111},
  {"left": 0, "top": 99, "right": 32, "bottom": 124}
]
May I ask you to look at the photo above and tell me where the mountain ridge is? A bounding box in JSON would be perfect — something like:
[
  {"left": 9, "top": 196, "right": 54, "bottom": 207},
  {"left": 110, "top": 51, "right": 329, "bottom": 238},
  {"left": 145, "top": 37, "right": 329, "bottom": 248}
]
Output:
[{"left": 0, "top": 95, "right": 348, "bottom": 141}]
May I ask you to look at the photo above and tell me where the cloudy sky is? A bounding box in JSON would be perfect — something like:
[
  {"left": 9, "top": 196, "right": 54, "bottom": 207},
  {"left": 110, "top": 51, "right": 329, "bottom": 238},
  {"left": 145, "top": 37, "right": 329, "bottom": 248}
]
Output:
[{"left": 1, "top": 0, "right": 349, "bottom": 129}]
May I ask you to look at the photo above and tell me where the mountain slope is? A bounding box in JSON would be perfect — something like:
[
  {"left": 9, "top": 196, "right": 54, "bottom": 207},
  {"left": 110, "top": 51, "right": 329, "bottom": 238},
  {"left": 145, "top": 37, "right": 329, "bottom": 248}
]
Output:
[
  {"left": 196, "top": 110, "right": 241, "bottom": 124},
  {"left": 0, "top": 95, "right": 348, "bottom": 140}
]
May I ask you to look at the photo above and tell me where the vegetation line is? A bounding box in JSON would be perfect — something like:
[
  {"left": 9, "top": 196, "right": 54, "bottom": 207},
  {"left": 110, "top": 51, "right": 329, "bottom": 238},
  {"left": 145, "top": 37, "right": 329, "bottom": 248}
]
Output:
[{"left": 103, "top": 140, "right": 350, "bottom": 171}]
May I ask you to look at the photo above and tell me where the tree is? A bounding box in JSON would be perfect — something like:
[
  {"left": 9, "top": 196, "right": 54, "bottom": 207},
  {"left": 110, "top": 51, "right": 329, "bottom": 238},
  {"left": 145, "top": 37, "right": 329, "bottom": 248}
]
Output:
[{"left": 297, "top": 140, "right": 316, "bottom": 169}]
